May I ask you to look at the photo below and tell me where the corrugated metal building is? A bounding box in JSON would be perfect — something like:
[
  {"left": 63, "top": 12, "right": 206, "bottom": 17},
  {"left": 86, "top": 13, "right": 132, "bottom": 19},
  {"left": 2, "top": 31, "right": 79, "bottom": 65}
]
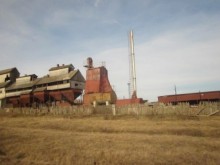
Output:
[
  {"left": 3, "top": 64, "right": 85, "bottom": 108},
  {"left": 158, "top": 91, "right": 220, "bottom": 105},
  {"left": 6, "top": 74, "right": 38, "bottom": 107},
  {"left": 35, "top": 64, "right": 85, "bottom": 106},
  {"left": 83, "top": 58, "right": 117, "bottom": 105}
]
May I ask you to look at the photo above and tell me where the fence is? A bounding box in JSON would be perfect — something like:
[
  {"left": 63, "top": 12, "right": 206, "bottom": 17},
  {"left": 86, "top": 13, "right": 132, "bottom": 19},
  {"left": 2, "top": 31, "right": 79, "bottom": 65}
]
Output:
[
  {"left": 116, "top": 102, "right": 220, "bottom": 116},
  {"left": 0, "top": 102, "right": 219, "bottom": 116}
]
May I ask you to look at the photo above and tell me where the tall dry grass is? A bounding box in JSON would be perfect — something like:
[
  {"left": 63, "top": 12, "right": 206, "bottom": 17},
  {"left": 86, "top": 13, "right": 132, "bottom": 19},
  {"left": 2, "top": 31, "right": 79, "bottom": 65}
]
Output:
[{"left": 0, "top": 115, "right": 220, "bottom": 165}]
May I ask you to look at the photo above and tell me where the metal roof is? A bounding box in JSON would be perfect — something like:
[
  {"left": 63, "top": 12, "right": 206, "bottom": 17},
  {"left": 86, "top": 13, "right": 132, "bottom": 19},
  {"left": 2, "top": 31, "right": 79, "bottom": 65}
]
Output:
[
  {"left": 5, "top": 69, "right": 85, "bottom": 91},
  {"left": 6, "top": 80, "right": 38, "bottom": 91},
  {"left": 18, "top": 74, "right": 38, "bottom": 79},
  {"left": 0, "top": 81, "right": 11, "bottom": 88},
  {"left": 35, "top": 70, "right": 79, "bottom": 85},
  {"left": 158, "top": 91, "right": 220, "bottom": 97},
  {"left": 158, "top": 90, "right": 220, "bottom": 104},
  {"left": 49, "top": 64, "right": 74, "bottom": 71},
  {"left": 0, "top": 67, "right": 19, "bottom": 75}
]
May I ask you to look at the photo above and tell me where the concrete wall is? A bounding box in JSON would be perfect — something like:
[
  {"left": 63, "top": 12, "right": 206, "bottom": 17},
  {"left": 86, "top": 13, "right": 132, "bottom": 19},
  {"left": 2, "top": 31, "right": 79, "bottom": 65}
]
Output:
[
  {"left": 117, "top": 102, "right": 220, "bottom": 116},
  {"left": 1, "top": 102, "right": 219, "bottom": 116}
]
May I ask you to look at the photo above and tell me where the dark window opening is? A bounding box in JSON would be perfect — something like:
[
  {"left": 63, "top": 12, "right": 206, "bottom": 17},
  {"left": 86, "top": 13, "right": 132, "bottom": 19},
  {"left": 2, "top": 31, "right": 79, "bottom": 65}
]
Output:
[{"left": 5, "top": 75, "right": 10, "bottom": 82}]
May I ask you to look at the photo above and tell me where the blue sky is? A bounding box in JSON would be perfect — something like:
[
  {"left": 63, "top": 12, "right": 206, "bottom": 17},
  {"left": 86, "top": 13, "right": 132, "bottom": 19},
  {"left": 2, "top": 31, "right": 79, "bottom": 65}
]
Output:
[{"left": 0, "top": 0, "right": 220, "bottom": 101}]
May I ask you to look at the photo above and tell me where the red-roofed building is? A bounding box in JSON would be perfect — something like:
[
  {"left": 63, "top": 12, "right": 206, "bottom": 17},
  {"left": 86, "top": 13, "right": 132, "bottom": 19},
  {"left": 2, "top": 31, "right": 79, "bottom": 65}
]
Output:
[{"left": 158, "top": 91, "right": 220, "bottom": 105}]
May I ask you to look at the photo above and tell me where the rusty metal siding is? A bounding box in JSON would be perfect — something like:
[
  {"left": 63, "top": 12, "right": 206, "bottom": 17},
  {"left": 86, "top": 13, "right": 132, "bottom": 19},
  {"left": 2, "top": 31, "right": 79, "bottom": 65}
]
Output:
[
  {"left": 20, "top": 94, "right": 32, "bottom": 106},
  {"left": 61, "top": 89, "right": 81, "bottom": 103},
  {"left": 85, "top": 67, "right": 113, "bottom": 94},
  {"left": 34, "top": 91, "right": 48, "bottom": 102},
  {"left": 158, "top": 91, "right": 220, "bottom": 104},
  {"left": 83, "top": 65, "right": 117, "bottom": 105},
  {"left": 7, "top": 97, "right": 20, "bottom": 107},
  {"left": 116, "top": 98, "right": 143, "bottom": 106},
  {"left": 49, "top": 91, "right": 62, "bottom": 101}
]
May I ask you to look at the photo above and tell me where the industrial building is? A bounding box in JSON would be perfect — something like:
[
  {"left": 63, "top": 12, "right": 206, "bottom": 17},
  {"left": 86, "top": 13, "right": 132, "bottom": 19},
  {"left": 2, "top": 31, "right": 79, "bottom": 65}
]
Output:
[
  {"left": 0, "top": 64, "right": 85, "bottom": 108},
  {"left": 34, "top": 64, "right": 85, "bottom": 106},
  {"left": 0, "top": 31, "right": 144, "bottom": 108},
  {"left": 158, "top": 91, "right": 220, "bottom": 105},
  {"left": 0, "top": 59, "right": 117, "bottom": 108},
  {"left": 83, "top": 57, "right": 117, "bottom": 106},
  {"left": 1, "top": 63, "right": 219, "bottom": 108},
  {"left": 0, "top": 68, "right": 20, "bottom": 108},
  {"left": 116, "top": 30, "right": 143, "bottom": 106},
  {"left": 2, "top": 31, "right": 218, "bottom": 109},
  {"left": 6, "top": 74, "right": 38, "bottom": 107}
]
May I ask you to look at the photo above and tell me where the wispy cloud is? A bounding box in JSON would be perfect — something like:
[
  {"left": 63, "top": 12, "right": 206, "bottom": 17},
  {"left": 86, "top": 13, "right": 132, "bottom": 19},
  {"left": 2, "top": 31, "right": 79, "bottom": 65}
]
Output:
[
  {"left": 93, "top": 20, "right": 220, "bottom": 100},
  {"left": 0, "top": 0, "right": 219, "bottom": 101}
]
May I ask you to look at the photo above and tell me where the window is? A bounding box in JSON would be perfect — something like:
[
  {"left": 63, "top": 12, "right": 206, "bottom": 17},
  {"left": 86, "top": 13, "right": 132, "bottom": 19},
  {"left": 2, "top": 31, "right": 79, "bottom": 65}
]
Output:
[
  {"left": 5, "top": 75, "right": 10, "bottom": 82},
  {"left": 63, "top": 80, "right": 69, "bottom": 84}
]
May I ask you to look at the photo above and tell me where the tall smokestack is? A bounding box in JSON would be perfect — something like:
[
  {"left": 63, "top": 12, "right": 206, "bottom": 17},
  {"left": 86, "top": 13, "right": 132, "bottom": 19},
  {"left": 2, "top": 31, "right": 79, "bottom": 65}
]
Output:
[{"left": 129, "top": 30, "right": 137, "bottom": 98}]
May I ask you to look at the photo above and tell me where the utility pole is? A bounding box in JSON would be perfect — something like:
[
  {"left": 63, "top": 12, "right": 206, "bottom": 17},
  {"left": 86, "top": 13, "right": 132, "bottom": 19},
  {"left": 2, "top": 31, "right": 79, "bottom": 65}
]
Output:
[
  {"left": 174, "top": 85, "right": 177, "bottom": 105},
  {"left": 127, "top": 82, "right": 130, "bottom": 98}
]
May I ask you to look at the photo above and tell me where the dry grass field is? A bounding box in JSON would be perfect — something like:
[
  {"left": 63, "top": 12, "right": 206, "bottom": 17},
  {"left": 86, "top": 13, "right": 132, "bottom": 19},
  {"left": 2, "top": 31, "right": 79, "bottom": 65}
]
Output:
[{"left": 0, "top": 114, "right": 219, "bottom": 165}]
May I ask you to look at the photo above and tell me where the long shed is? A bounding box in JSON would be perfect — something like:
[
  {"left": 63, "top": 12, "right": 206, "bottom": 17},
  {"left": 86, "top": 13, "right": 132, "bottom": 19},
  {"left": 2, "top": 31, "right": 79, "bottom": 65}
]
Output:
[{"left": 158, "top": 91, "right": 220, "bottom": 105}]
